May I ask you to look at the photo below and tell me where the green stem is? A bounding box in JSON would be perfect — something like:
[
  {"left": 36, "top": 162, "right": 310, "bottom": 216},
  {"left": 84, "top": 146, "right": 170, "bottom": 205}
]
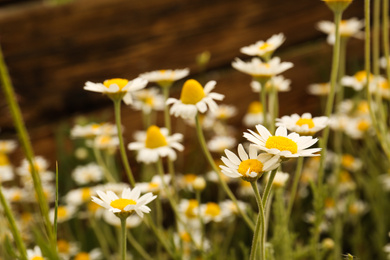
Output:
[
  {"left": 0, "top": 185, "right": 28, "bottom": 260},
  {"left": 262, "top": 168, "right": 278, "bottom": 207},
  {"left": 257, "top": 78, "right": 269, "bottom": 129},
  {"left": 93, "top": 146, "right": 116, "bottom": 183},
  {"left": 120, "top": 217, "right": 127, "bottom": 260},
  {"left": 0, "top": 46, "right": 54, "bottom": 246},
  {"left": 127, "top": 230, "right": 154, "bottom": 260},
  {"left": 286, "top": 157, "right": 304, "bottom": 219},
  {"left": 373, "top": 0, "right": 381, "bottom": 77},
  {"left": 162, "top": 86, "right": 173, "bottom": 134},
  {"left": 54, "top": 162, "right": 59, "bottom": 243},
  {"left": 89, "top": 217, "right": 112, "bottom": 259},
  {"left": 249, "top": 181, "right": 266, "bottom": 260},
  {"left": 196, "top": 190, "right": 205, "bottom": 253},
  {"left": 195, "top": 114, "right": 255, "bottom": 231},
  {"left": 113, "top": 100, "right": 136, "bottom": 186}
]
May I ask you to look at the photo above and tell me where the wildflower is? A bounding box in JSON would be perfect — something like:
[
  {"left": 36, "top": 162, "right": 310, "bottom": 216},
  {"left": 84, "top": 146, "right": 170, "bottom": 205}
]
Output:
[
  {"left": 84, "top": 77, "right": 148, "bottom": 103},
  {"left": 103, "top": 211, "right": 142, "bottom": 228},
  {"left": 347, "top": 200, "right": 369, "bottom": 216},
  {"left": 317, "top": 18, "right": 364, "bottom": 45},
  {"left": 193, "top": 176, "right": 206, "bottom": 191},
  {"left": 177, "top": 173, "right": 198, "bottom": 191},
  {"left": 329, "top": 114, "right": 350, "bottom": 131},
  {"left": 0, "top": 140, "right": 17, "bottom": 153},
  {"left": 166, "top": 79, "right": 224, "bottom": 120},
  {"left": 378, "top": 173, "right": 390, "bottom": 191},
  {"left": 27, "top": 246, "right": 44, "bottom": 260},
  {"left": 237, "top": 179, "right": 254, "bottom": 197},
  {"left": 344, "top": 116, "right": 372, "bottom": 139},
  {"left": 0, "top": 153, "right": 14, "bottom": 182},
  {"left": 137, "top": 174, "right": 171, "bottom": 194},
  {"left": 232, "top": 57, "right": 293, "bottom": 81},
  {"left": 57, "top": 239, "right": 79, "bottom": 260},
  {"left": 220, "top": 144, "right": 280, "bottom": 182},
  {"left": 276, "top": 113, "right": 329, "bottom": 135},
  {"left": 243, "top": 101, "right": 265, "bottom": 127},
  {"left": 340, "top": 154, "right": 362, "bottom": 172},
  {"left": 250, "top": 75, "right": 291, "bottom": 93},
  {"left": 370, "top": 76, "right": 390, "bottom": 100},
  {"left": 74, "top": 249, "right": 102, "bottom": 260},
  {"left": 131, "top": 88, "right": 165, "bottom": 113},
  {"left": 244, "top": 125, "right": 321, "bottom": 159},
  {"left": 72, "top": 163, "right": 103, "bottom": 185},
  {"left": 220, "top": 200, "right": 248, "bottom": 218},
  {"left": 240, "top": 33, "right": 285, "bottom": 59},
  {"left": 139, "top": 68, "right": 189, "bottom": 88},
  {"left": 50, "top": 205, "right": 77, "bottom": 223},
  {"left": 65, "top": 187, "right": 97, "bottom": 207},
  {"left": 200, "top": 202, "right": 227, "bottom": 223},
  {"left": 3, "top": 187, "right": 25, "bottom": 202},
  {"left": 179, "top": 199, "right": 199, "bottom": 221},
  {"left": 207, "top": 135, "right": 236, "bottom": 153},
  {"left": 128, "top": 125, "right": 184, "bottom": 164},
  {"left": 207, "top": 104, "right": 237, "bottom": 121},
  {"left": 322, "top": 238, "right": 335, "bottom": 250},
  {"left": 307, "top": 82, "right": 330, "bottom": 96},
  {"left": 91, "top": 186, "right": 157, "bottom": 218},
  {"left": 322, "top": 0, "right": 353, "bottom": 13},
  {"left": 341, "top": 70, "right": 374, "bottom": 91},
  {"left": 93, "top": 134, "right": 119, "bottom": 150},
  {"left": 70, "top": 122, "right": 117, "bottom": 139},
  {"left": 380, "top": 56, "right": 390, "bottom": 69},
  {"left": 266, "top": 171, "right": 289, "bottom": 188}
]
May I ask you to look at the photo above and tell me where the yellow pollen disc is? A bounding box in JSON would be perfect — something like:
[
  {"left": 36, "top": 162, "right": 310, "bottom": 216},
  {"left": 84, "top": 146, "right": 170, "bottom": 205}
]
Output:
[
  {"left": 349, "top": 204, "right": 359, "bottom": 215},
  {"left": 32, "top": 257, "right": 44, "bottom": 260},
  {"left": 357, "top": 101, "right": 369, "bottom": 114},
  {"left": 341, "top": 154, "right": 354, "bottom": 168},
  {"left": 74, "top": 252, "right": 90, "bottom": 260},
  {"left": 248, "top": 101, "right": 263, "bottom": 114},
  {"left": 57, "top": 206, "right": 68, "bottom": 218},
  {"left": 339, "top": 170, "right": 352, "bottom": 183},
  {"left": 357, "top": 119, "right": 370, "bottom": 131},
  {"left": 145, "top": 125, "right": 168, "bottom": 149},
  {"left": 184, "top": 174, "right": 197, "bottom": 183},
  {"left": 205, "top": 202, "right": 221, "bottom": 217},
  {"left": 159, "top": 70, "right": 167, "bottom": 74},
  {"left": 57, "top": 240, "right": 70, "bottom": 253},
  {"left": 81, "top": 188, "right": 91, "bottom": 201},
  {"left": 180, "top": 79, "right": 206, "bottom": 105},
  {"left": 141, "top": 96, "right": 154, "bottom": 106},
  {"left": 103, "top": 78, "right": 129, "bottom": 91},
  {"left": 0, "top": 153, "right": 10, "bottom": 166},
  {"left": 265, "top": 136, "right": 298, "bottom": 154},
  {"left": 110, "top": 198, "right": 136, "bottom": 211},
  {"left": 259, "top": 42, "right": 272, "bottom": 50},
  {"left": 325, "top": 198, "right": 335, "bottom": 208},
  {"left": 237, "top": 159, "right": 264, "bottom": 176},
  {"left": 296, "top": 118, "right": 315, "bottom": 129},
  {"left": 13, "top": 192, "right": 21, "bottom": 201},
  {"left": 180, "top": 232, "right": 192, "bottom": 242},
  {"left": 354, "top": 71, "right": 372, "bottom": 83},
  {"left": 185, "top": 199, "right": 199, "bottom": 218},
  {"left": 148, "top": 182, "right": 159, "bottom": 189},
  {"left": 21, "top": 212, "right": 32, "bottom": 223},
  {"left": 99, "top": 135, "right": 111, "bottom": 144}
]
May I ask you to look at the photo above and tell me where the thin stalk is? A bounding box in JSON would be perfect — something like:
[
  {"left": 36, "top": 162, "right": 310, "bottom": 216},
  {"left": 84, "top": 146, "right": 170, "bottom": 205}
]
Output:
[
  {"left": 92, "top": 146, "right": 116, "bottom": 183},
  {"left": 373, "top": 0, "right": 381, "bottom": 77},
  {"left": 0, "top": 185, "right": 28, "bottom": 260},
  {"left": 89, "top": 217, "right": 112, "bottom": 259},
  {"left": 384, "top": 0, "right": 390, "bottom": 82},
  {"left": 258, "top": 79, "right": 269, "bottom": 129},
  {"left": 195, "top": 114, "right": 255, "bottom": 231},
  {"left": 196, "top": 190, "right": 205, "bottom": 253},
  {"left": 249, "top": 181, "right": 266, "bottom": 260},
  {"left": 127, "top": 230, "right": 154, "bottom": 260},
  {"left": 0, "top": 46, "right": 54, "bottom": 245},
  {"left": 113, "top": 100, "right": 136, "bottom": 186},
  {"left": 54, "top": 162, "right": 59, "bottom": 243},
  {"left": 162, "top": 86, "right": 173, "bottom": 134},
  {"left": 120, "top": 218, "right": 127, "bottom": 260},
  {"left": 286, "top": 157, "right": 304, "bottom": 219},
  {"left": 262, "top": 168, "right": 278, "bottom": 207}
]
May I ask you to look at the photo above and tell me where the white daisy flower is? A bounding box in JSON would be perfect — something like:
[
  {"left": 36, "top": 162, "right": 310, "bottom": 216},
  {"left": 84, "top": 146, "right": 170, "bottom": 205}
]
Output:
[
  {"left": 307, "top": 82, "right": 330, "bottom": 96},
  {"left": 2, "top": 187, "right": 26, "bottom": 202},
  {"left": 103, "top": 210, "right": 142, "bottom": 228},
  {"left": 240, "top": 33, "right": 285, "bottom": 58},
  {"left": 200, "top": 202, "right": 227, "bottom": 223},
  {"left": 207, "top": 135, "right": 236, "bottom": 153},
  {"left": 0, "top": 140, "right": 17, "bottom": 154},
  {"left": 378, "top": 173, "right": 390, "bottom": 192},
  {"left": 57, "top": 240, "right": 79, "bottom": 260},
  {"left": 128, "top": 125, "right": 184, "bottom": 164},
  {"left": 341, "top": 70, "right": 375, "bottom": 91},
  {"left": 0, "top": 153, "right": 14, "bottom": 182},
  {"left": 380, "top": 56, "right": 390, "bottom": 69},
  {"left": 266, "top": 171, "right": 289, "bottom": 188},
  {"left": 207, "top": 104, "right": 237, "bottom": 120},
  {"left": 83, "top": 77, "right": 148, "bottom": 103},
  {"left": 244, "top": 125, "right": 321, "bottom": 159},
  {"left": 317, "top": 18, "right": 364, "bottom": 45},
  {"left": 72, "top": 163, "right": 104, "bottom": 185},
  {"left": 237, "top": 179, "right": 255, "bottom": 197},
  {"left": 73, "top": 249, "right": 102, "bottom": 260},
  {"left": 344, "top": 116, "right": 372, "bottom": 139},
  {"left": 232, "top": 57, "right": 293, "bottom": 80},
  {"left": 220, "top": 200, "right": 248, "bottom": 218},
  {"left": 243, "top": 101, "right": 265, "bottom": 127},
  {"left": 50, "top": 205, "right": 77, "bottom": 223},
  {"left": 27, "top": 246, "right": 45, "bottom": 260},
  {"left": 166, "top": 79, "right": 224, "bottom": 120},
  {"left": 250, "top": 75, "right": 291, "bottom": 93},
  {"left": 340, "top": 154, "right": 363, "bottom": 172},
  {"left": 131, "top": 88, "right": 165, "bottom": 113},
  {"left": 276, "top": 113, "right": 329, "bottom": 135},
  {"left": 17, "top": 156, "right": 49, "bottom": 175},
  {"left": 220, "top": 144, "right": 280, "bottom": 182},
  {"left": 329, "top": 114, "right": 350, "bottom": 131},
  {"left": 177, "top": 173, "right": 198, "bottom": 191},
  {"left": 92, "top": 134, "right": 119, "bottom": 150},
  {"left": 139, "top": 68, "right": 189, "bottom": 87},
  {"left": 91, "top": 186, "right": 157, "bottom": 218},
  {"left": 70, "top": 122, "right": 117, "bottom": 139},
  {"left": 65, "top": 187, "right": 97, "bottom": 207},
  {"left": 137, "top": 174, "right": 171, "bottom": 194},
  {"left": 370, "top": 75, "right": 390, "bottom": 99}
]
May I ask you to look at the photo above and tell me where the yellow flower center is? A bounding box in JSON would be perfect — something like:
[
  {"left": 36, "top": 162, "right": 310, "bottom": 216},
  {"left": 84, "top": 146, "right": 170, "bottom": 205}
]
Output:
[
  {"left": 357, "top": 119, "right": 370, "bottom": 131},
  {"left": 339, "top": 170, "right": 352, "bottom": 183},
  {"left": 325, "top": 198, "right": 335, "bottom": 208},
  {"left": 0, "top": 153, "right": 10, "bottom": 166},
  {"left": 110, "top": 198, "right": 136, "bottom": 211},
  {"left": 357, "top": 101, "right": 369, "bottom": 114},
  {"left": 237, "top": 159, "right": 264, "bottom": 176},
  {"left": 259, "top": 42, "right": 272, "bottom": 50},
  {"left": 265, "top": 136, "right": 298, "bottom": 154},
  {"left": 180, "top": 79, "right": 205, "bottom": 105},
  {"left": 57, "top": 206, "right": 68, "bottom": 218},
  {"left": 354, "top": 71, "right": 372, "bottom": 83},
  {"left": 12, "top": 191, "right": 21, "bottom": 202},
  {"left": 184, "top": 174, "right": 197, "bottom": 183},
  {"left": 145, "top": 125, "right": 168, "bottom": 149},
  {"left": 103, "top": 78, "right": 129, "bottom": 91},
  {"left": 380, "top": 81, "right": 389, "bottom": 90},
  {"left": 57, "top": 240, "right": 70, "bottom": 253},
  {"left": 159, "top": 70, "right": 167, "bottom": 74},
  {"left": 180, "top": 232, "right": 191, "bottom": 243},
  {"left": 204, "top": 202, "right": 221, "bottom": 217},
  {"left": 295, "top": 118, "right": 315, "bottom": 129},
  {"left": 341, "top": 154, "right": 354, "bottom": 168},
  {"left": 248, "top": 101, "right": 263, "bottom": 114},
  {"left": 81, "top": 188, "right": 91, "bottom": 202},
  {"left": 185, "top": 199, "right": 199, "bottom": 218},
  {"left": 148, "top": 182, "right": 159, "bottom": 189},
  {"left": 32, "top": 257, "right": 44, "bottom": 260},
  {"left": 74, "top": 252, "right": 90, "bottom": 260}
]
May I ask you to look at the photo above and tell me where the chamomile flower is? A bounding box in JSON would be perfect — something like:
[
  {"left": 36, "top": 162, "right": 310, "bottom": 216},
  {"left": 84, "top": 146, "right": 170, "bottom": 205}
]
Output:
[
  {"left": 380, "top": 56, "right": 390, "bottom": 69},
  {"left": 73, "top": 249, "right": 102, "bottom": 260},
  {"left": 84, "top": 77, "right": 148, "bottom": 103},
  {"left": 266, "top": 171, "right": 289, "bottom": 188},
  {"left": 50, "top": 205, "right": 77, "bottom": 223},
  {"left": 232, "top": 57, "right": 293, "bottom": 81},
  {"left": 137, "top": 174, "right": 171, "bottom": 194},
  {"left": 370, "top": 76, "right": 390, "bottom": 99},
  {"left": 207, "top": 135, "right": 236, "bottom": 153},
  {"left": 250, "top": 75, "right": 291, "bottom": 93},
  {"left": 344, "top": 116, "right": 372, "bottom": 139},
  {"left": 57, "top": 240, "right": 79, "bottom": 260},
  {"left": 0, "top": 153, "right": 14, "bottom": 182},
  {"left": 207, "top": 104, "right": 238, "bottom": 121},
  {"left": 72, "top": 163, "right": 103, "bottom": 185},
  {"left": 3, "top": 187, "right": 25, "bottom": 202},
  {"left": 220, "top": 144, "right": 280, "bottom": 182},
  {"left": 179, "top": 199, "right": 200, "bottom": 222},
  {"left": 71, "top": 122, "right": 117, "bottom": 139},
  {"left": 243, "top": 101, "right": 265, "bottom": 127},
  {"left": 65, "top": 187, "right": 97, "bottom": 207},
  {"left": 131, "top": 88, "right": 165, "bottom": 113},
  {"left": 341, "top": 70, "right": 374, "bottom": 91},
  {"left": 317, "top": 18, "right": 364, "bottom": 45},
  {"left": 91, "top": 186, "right": 157, "bottom": 218},
  {"left": 220, "top": 200, "right": 248, "bottom": 219},
  {"left": 340, "top": 154, "right": 363, "bottom": 172},
  {"left": 200, "top": 202, "right": 227, "bottom": 223},
  {"left": 0, "top": 140, "right": 17, "bottom": 154},
  {"left": 244, "top": 124, "right": 321, "bottom": 159},
  {"left": 240, "top": 33, "right": 285, "bottom": 58},
  {"left": 276, "top": 113, "right": 329, "bottom": 135},
  {"left": 166, "top": 79, "right": 224, "bottom": 120},
  {"left": 177, "top": 173, "right": 199, "bottom": 191},
  {"left": 139, "top": 68, "right": 189, "bottom": 87},
  {"left": 93, "top": 134, "right": 119, "bottom": 150},
  {"left": 128, "top": 125, "right": 184, "bottom": 164},
  {"left": 307, "top": 82, "right": 331, "bottom": 96},
  {"left": 27, "top": 246, "right": 45, "bottom": 260}
]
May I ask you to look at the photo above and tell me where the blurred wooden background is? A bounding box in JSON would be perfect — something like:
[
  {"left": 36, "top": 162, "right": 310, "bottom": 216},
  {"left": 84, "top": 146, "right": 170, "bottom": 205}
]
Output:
[{"left": 0, "top": 0, "right": 365, "bottom": 162}]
